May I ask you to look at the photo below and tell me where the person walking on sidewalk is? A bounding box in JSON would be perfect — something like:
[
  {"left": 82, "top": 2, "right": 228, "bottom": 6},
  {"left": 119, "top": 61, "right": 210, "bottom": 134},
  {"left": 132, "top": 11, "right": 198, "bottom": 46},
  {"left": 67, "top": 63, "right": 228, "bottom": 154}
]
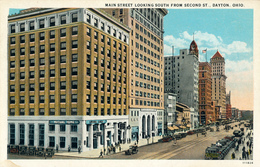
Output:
[
  {"left": 68, "top": 145, "right": 71, "bottom": 152},
  {"left": 99, "top": 150, "right": 103, "bottom": 158},
  {"left": 119, "top": 146, "right": 121, "bottom": 152},
  {"left": 231, "top": 152, "right": 235, "bottom": 160},
  {"left": 56, "top": 144, "right": 59, "bottom": 153}
]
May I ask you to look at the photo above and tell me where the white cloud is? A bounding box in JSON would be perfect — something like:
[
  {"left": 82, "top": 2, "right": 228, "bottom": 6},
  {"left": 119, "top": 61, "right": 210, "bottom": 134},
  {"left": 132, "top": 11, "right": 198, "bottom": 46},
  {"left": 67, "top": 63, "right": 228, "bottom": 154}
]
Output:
[
  {"left": 164, "top": 31, "right": 251, "bottom": 56},
  {"left": 226, "top": 59, "right": 253, "bottom": 72}
]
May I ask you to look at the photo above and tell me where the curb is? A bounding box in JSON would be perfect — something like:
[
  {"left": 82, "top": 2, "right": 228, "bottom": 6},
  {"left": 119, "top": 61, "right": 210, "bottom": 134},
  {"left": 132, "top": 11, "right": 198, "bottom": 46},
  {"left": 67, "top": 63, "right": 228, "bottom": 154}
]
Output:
[{"left": 54, "top": 141, "right": 160, "bottom": 159}]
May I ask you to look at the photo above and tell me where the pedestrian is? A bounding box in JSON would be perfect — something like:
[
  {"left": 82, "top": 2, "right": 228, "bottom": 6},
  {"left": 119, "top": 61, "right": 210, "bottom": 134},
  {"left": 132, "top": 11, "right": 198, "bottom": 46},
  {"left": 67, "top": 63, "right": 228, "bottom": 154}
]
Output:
[
  {"left": 68, "top": 145, "right": 71, "bottom": 152},
  {"left": 108, "top": 147, "right": 111, "bottom": 154},
  {"left": 99, "top": 150, "right": 103, "bottom": 158},
  {"left": 56, "top": 144, "right": 59, "bottom": 153},
  {"left": 246, "top": 150, "right": 249, "bottom": 159},
  {"left": 231, "top": 152, "right": 235, "bottom": 160},
  {"left": 113, "top": 146, "right": 116, "bottom": 153},
  {"left": 119, "top": 146, "right": 121, "bottom": 152},
  {"left": 104, "top": 148, "right": 106, "bottom": 155},
  {"left": 44, "top": 152, "right": 47, "bottom": 159},
  {"left": 78, "top": 146, "right": 81, "bottom": 154}
]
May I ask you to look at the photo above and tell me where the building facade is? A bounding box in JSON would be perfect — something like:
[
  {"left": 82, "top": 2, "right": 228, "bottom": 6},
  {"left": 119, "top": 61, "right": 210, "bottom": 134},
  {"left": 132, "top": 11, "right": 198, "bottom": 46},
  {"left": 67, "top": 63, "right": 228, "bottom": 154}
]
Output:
[
  {"left": 164, "top": 41, "right": 199, "bottom": 129},
  {"left": 8, "top": 8, "right": 131, "bottom": 152},
  {"left": 226, "top": 91, "right": 232, "bottom": 119},
  {"left": 164, "top": 93, "right": 177, "bottom": 134},
  {"left": 199, "top": 62, "right": 214, "bottom": 125},
  {"left": 210, "top": 51, "right": 227, "bottom": 120},
  {"left": 103, "top": 8, "right": 168, "bottom": 139}
]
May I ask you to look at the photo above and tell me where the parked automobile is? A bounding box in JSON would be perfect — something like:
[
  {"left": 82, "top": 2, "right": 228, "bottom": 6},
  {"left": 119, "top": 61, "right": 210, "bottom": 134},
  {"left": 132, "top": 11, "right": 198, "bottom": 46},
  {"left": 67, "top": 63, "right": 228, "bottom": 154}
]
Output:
[
  {"left": 187, "top": 131, "right": 194, "bottom": 135},
  {"left": 125, "top": 145, "right": 138, "bottom": 155},
  {"left": 180, "top": 132, "right": 187, "bottom": 138},
  {"left": 210, "top": 128, "right": 214, "bottom": 132},
  {"left": 159, "top": 136, "right": 173, "bottom": 142}
]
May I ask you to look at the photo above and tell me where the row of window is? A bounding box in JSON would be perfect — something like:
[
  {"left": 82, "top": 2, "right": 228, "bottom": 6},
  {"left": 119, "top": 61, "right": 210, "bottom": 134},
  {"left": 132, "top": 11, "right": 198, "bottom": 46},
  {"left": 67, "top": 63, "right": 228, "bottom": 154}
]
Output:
[
  {"left": 86, "top": 95, "right": 127, "bottom": 105},
  {"left": 86, "top": 81, "right": 126, "bottom": 93},
  {"left": 132, "top": 99, "right": 161, "bottom": 107},
  {"left": 9, "top": 108, "right": 78, "bottom": 116},
  {"left": 10, "top": 41, "right": 78, "bottom": 56},
  {"left": 10, "top": 94, "right": 78, "bottom": 104},
  {"left": 132, "top": 80, "right": 160, "bottom": 91},
  {"left": 10, "top": 55, "right": 78, "bottom": 68},
  {"left": 86, "top": 68, "right": 127, "bottom": 83},
  {"left": 134, "top": 90, "right": 160, "bottom": 99},
  {"left": 10, "top": 67, "right": 78, "bottom": 80},
  {"left": 10, "top": 81, "right": 77, "bottom": 93},
  {"left": 9, "top": 27, "right": 78, "bottom": 45},
  {"left": 10, "top": 13, "right": 78, "bottom": 33},
  {"left": 86, "top": 108, "right": 127, "bottom": 116}
]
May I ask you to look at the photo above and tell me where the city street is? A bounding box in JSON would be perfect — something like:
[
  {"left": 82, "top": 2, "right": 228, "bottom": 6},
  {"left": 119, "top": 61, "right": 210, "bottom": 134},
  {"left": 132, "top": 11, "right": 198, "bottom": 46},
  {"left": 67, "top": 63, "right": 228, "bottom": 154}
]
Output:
[
  {"left": 103, "top": 123, "right": 253, "bottom": 160},
  {"left": 8, "top": 122, "right": 253, "bottom": 160}
]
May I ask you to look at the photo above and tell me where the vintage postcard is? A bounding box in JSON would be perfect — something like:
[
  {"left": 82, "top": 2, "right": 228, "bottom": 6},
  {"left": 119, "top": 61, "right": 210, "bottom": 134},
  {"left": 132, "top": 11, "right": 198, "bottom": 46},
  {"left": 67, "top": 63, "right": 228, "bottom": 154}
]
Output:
[{"left": 0, "top": 0, "right": 259, "bottom": 167}]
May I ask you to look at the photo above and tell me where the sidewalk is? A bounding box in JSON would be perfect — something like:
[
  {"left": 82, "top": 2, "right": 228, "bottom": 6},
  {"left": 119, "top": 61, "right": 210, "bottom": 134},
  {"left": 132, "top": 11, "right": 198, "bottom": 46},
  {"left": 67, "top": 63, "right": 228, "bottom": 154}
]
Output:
[{"left": 54, "top": 136, "right": 162, "bottom": 159}]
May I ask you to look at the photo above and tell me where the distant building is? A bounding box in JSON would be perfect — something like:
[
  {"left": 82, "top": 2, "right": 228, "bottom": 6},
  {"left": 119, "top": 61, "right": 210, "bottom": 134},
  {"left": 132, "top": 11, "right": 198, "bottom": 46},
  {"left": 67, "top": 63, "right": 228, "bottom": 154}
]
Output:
[
  {"left": 226, "top": 91, "right": 232, "bottom": 119},
  {"left": 210, "top": 51, "right": 227, "bottom": 119},
  {"left": 164, "top": 40, "right": 199, "bottom": 129},
  {"left": 164, "top": 93, "right": 177, "bottom": 134}
]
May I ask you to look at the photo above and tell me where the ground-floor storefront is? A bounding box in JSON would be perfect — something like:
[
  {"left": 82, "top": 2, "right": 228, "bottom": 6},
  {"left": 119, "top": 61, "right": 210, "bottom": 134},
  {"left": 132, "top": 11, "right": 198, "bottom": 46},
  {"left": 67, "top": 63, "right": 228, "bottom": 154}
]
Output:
[
  {"left": 129, "top": 108, "right": 164, "bottom": 141},
  {"left": 8, "top": 115, "right": 129, "bottom": 152}
]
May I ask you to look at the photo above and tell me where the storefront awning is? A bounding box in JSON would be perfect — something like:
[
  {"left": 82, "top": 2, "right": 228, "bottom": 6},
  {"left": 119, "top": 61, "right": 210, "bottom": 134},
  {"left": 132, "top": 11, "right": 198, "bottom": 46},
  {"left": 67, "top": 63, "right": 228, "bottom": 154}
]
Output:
[
  {"left": 186, "top": 125, "right": 191, "bottom": 128},
  {"left": 208, "top": 120, "right": 212, "bottom": 123},
  {"left": 179, "top": 125, "right": 186, "bottom": 129}
]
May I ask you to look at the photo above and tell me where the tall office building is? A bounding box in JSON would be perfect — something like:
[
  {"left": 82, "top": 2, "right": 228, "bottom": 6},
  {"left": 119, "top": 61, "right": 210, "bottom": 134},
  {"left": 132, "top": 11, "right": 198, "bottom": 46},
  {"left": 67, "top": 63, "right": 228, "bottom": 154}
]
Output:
[
  {"left": 210, "top": 51, "right": 227, "bottom": 120},
  {"left": 102, "top": 8, "right": 168, "bottom": 139},
  {"left": 8, "top": 8, "right": 130, "bottom": 152},
  {"left": 198, "top": 62, "right": 215, "bottom": 125},
  {"left": 164, "top": 40, "right": 199, "bottom": 129}
]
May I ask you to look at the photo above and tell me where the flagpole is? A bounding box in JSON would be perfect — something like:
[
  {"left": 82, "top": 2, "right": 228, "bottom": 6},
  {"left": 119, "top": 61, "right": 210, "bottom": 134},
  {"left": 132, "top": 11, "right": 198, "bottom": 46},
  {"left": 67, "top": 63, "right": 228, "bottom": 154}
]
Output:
[{"left": 206, "top": 49, "right": 207, "bottom": 62}]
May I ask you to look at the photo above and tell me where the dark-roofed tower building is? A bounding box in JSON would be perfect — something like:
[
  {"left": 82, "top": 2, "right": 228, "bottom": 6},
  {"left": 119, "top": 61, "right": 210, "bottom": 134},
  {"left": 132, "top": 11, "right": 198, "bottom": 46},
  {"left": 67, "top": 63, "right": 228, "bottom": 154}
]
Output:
[{"left": 210, "top": 51, "right": 227, "bottom": 120}]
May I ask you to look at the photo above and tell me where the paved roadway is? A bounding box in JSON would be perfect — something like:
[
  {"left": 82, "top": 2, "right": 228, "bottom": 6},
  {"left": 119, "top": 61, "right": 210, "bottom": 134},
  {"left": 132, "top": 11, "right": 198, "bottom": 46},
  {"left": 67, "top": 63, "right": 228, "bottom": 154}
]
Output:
[{"left": 104, "top": 122, "right": 252, "bottom": 160}]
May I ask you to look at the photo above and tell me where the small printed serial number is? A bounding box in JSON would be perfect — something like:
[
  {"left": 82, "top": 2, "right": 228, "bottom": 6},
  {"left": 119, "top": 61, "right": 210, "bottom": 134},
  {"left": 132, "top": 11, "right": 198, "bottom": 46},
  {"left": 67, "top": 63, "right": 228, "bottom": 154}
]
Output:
[{"left": 242, "top": 162, "right": 253, "bottom": 164}]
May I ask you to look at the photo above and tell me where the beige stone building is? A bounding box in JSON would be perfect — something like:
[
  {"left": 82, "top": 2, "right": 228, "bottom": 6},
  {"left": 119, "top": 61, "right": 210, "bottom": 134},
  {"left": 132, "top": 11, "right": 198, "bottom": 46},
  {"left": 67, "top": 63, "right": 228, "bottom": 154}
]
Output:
[
  {"left": 210, "top": 51, "right": 227, "bottom": 119},
  {"left": 8, "top": 8, "right": 131, "bottom": 152},
  {"left": 103, "top": 8, "right": 168, "bottom": 139}
]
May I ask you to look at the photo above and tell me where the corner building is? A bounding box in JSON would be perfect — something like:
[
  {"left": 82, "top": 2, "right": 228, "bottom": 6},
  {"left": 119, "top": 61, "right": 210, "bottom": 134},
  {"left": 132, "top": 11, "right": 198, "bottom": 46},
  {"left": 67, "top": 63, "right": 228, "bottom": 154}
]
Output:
[
  {"left": 8, "top": 8, "right": 130, "bottom": 152},
  {"left": 102, "top": 8, "right": 168, "bottom": 139}
]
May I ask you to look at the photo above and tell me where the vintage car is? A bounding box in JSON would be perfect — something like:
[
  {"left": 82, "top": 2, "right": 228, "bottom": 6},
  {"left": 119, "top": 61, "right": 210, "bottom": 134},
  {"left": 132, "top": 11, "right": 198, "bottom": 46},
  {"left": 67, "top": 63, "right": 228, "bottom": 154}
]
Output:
[
  {"left": 159, "top": 136, "right": 173, "bottom": 142},
  {"left": 125, "top": 145, "right": 138, "bottom": 155},
  {"left": 10, "top": 145, "right": 19, "bottom": 154},
  {"left": 46, "top": 148, "right": 55, "bottom": 157},
  {"left": 19, "top": 145, "right": 28, "bottom": 155},
  {"left": 28, "top": 146, "right": 36, "bottom": 156},
  {"left": 36, "top": 147, "right": 45, "bottom": 156},
  {"left": 187, "top": 130, "right": 194, "bottom": 135}
]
